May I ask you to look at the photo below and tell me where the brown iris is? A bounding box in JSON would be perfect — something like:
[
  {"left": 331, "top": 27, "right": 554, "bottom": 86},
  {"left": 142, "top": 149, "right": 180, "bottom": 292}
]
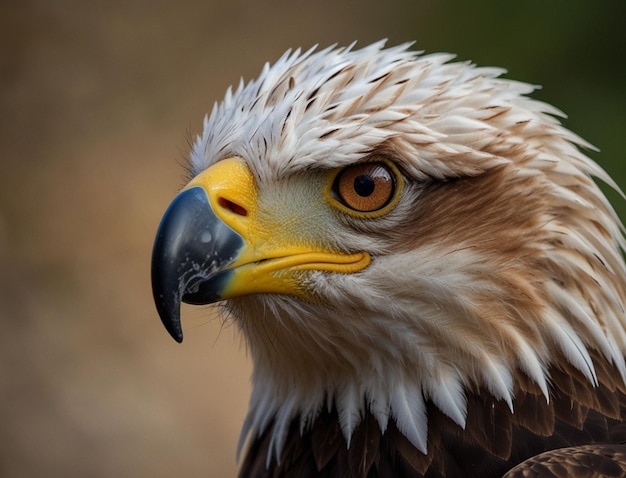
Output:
[{"left": 333, "top": 162, "right": 396, "bottom": 212}]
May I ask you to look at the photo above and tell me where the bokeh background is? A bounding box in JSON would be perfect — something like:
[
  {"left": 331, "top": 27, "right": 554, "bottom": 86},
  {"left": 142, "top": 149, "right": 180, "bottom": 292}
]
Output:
[{"left": 1, "top": 1, "right": 625, "bottom": 476}]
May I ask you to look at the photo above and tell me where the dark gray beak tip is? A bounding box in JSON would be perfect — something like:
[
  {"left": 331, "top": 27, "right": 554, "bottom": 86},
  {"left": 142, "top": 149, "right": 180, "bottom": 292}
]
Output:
[
  {"left": 152, "top": 289, "right": 184, "bottom": 343},
  {"left": 151, "top": 244, "right": 185, "bottom": 343},
  {"left": 169, "top": 324, "right": 184, "bottom": 344},
  {"left": 151, "top": 186, "right": 244, "bottom": 343}
]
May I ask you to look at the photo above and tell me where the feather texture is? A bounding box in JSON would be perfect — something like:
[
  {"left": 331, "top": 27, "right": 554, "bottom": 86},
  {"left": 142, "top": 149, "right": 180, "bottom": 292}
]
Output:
[
  {"left": 503, "top": 445, "right": 626, "bottom": 478},
  {"left": 240, "top": 349, "right": 626, "bottom": 477},
  {"left": 180, "top": 41, "right": 626, "bottom": 476}
]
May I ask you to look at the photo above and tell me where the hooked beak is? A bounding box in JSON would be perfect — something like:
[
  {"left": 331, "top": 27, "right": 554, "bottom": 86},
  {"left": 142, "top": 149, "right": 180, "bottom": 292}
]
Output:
[{"left": 151, "top": 186, "right": 244, "bottom": 342}]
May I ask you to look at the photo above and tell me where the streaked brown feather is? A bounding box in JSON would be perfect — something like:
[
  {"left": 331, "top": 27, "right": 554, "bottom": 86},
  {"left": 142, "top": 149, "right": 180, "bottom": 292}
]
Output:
[
  {"left": 311, "top": 408, "right": 343, "bottom": 471},
  {"left": 514, "top": 389, "right": 555, "bottom": 436},
  {"left": 347, "top": 411, "right": 381, "bottom": 477},
  {"left": 595, "top": 383, "right": 621, "bottom": 420},
  {"left": 464, "top": 390, "right": 513, "bottom": 460},
  {"left": 553, "top": 360, "right": 598, "bottom": 410},
  {"left": 502, "top": 444, "right": 626, "bottom": 478},
  {"left": 552, "top": 392, "right": 588, "bottom": 429}
]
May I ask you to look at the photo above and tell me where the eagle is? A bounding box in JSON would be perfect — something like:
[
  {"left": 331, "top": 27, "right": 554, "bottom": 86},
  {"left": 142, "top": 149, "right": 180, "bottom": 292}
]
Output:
[{"left": 151, "top": 41, "right": 626, "bottom": 477}]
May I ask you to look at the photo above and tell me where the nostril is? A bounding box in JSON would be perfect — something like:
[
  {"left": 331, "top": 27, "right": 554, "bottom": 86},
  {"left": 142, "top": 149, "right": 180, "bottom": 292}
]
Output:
[{"left": 218, "top": 197, "right": 248, "bottom": 216}]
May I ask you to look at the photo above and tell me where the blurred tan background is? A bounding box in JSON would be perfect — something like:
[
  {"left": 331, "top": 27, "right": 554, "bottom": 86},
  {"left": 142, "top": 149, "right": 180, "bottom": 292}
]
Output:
[{"left": 1, "top": 1, "right": 624, "bottom": 477}]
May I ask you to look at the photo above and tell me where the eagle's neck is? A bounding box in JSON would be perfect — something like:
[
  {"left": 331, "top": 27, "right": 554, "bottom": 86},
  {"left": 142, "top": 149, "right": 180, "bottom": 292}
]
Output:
[
  {"left": 237, "top": 347, "right": 626, "bottom": 477},
  {"left": 231, "top": 232, "right": 626, "bottom": 469},
  {"left": 233, "top": 291, "right": 473, "bottom": 462},
  {"left": 232, "top": 296, "right": 513, "bottom": 467}
]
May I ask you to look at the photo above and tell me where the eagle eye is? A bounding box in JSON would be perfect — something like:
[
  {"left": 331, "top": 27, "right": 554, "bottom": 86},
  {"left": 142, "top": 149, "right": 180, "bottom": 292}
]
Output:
[{"left": 331, "top": 161, "right": 397, "bottom": 213}]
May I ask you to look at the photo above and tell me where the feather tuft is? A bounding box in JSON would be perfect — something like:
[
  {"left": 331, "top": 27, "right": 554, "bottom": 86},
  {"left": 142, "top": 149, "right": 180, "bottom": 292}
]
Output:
[{"left": 390, "top": 382, "right": 428, "bottom": 454}]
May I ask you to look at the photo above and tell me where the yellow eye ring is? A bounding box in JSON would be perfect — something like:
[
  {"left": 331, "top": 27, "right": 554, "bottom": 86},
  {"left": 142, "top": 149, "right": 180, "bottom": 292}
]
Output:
[{"left": 327, "top": 158, "right": 403, "bottom": 217}]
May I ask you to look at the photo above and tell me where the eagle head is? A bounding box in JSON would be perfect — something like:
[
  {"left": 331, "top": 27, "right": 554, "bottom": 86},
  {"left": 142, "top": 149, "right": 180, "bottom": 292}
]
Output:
[{"left": 151, "top": 41, "right": 626, "bottom": 476}]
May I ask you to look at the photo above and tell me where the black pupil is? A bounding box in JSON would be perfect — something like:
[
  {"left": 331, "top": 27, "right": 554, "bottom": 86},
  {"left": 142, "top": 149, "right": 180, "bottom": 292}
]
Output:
[{"left": 354, "top": 175, "right": 375, "bottom": 197}]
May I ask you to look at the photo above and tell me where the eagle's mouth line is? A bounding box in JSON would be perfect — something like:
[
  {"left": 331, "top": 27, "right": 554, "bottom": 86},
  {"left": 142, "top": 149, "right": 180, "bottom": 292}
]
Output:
[{"left": 230, "top": 251, "right": 371, "bottom": 275}]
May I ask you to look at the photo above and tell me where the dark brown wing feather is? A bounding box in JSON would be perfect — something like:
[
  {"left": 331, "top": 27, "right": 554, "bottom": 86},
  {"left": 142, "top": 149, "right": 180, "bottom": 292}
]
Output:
[
  {"left": 347, "top": 411, "right": 381, "bottom": 477},
  {"left": 502, "top": 444, "right": 626, "bottom": 478},
  {"left": 311, "top": 408, "right": 343, "bottom": 471},
  {"left": 239, "top": 350, "right": 626, "bottom": 477}
]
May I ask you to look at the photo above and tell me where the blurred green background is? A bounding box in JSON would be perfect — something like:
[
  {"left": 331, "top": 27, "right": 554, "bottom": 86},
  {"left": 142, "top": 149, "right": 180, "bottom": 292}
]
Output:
[{"left": 1, "top": 1, "right": 624, "bottom": 476}]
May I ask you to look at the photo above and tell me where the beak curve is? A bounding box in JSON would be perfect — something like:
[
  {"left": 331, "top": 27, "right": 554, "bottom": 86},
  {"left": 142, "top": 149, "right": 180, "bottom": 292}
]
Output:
[{"left": 151, "top": 186, "right": 244, "bottom": 342}]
